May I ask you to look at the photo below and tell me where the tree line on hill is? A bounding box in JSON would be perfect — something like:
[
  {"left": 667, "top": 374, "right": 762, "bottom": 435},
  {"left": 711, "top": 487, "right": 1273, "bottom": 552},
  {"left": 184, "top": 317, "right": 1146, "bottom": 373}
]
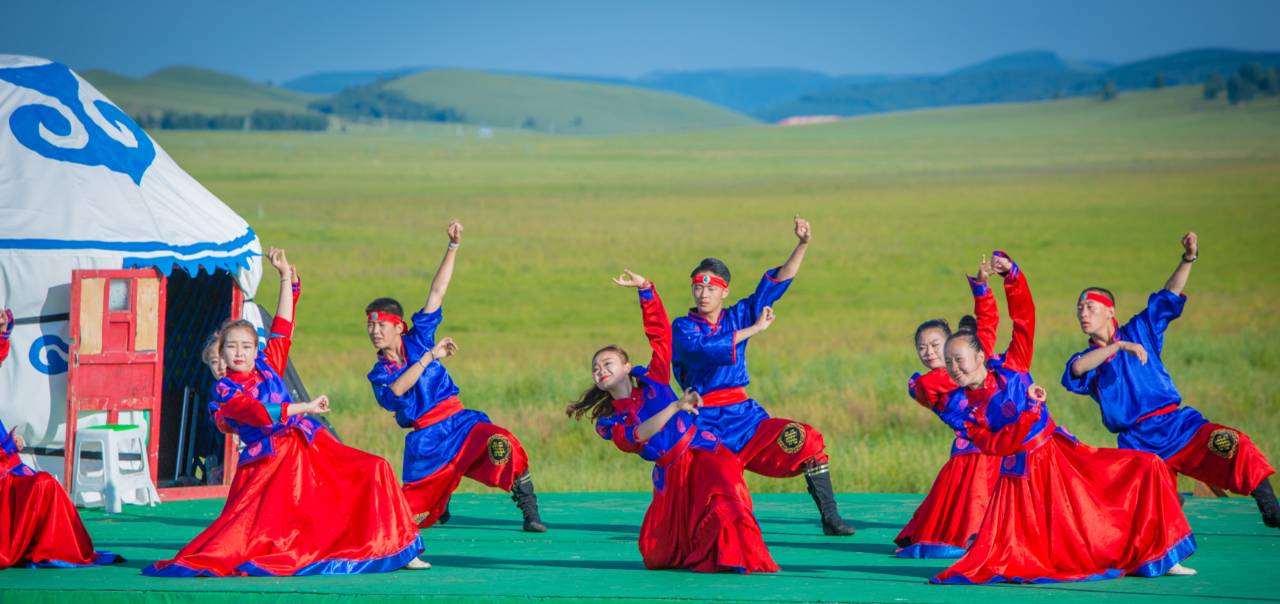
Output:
[
  {"left": 132, "top": 109, "right": 329, "bottom": 131},
  {"left": 306, "top": 82, "right": 465, "bottom": 123},
  {"left": 1202, "top": 64, "right": 1280, "bottom": 104}
]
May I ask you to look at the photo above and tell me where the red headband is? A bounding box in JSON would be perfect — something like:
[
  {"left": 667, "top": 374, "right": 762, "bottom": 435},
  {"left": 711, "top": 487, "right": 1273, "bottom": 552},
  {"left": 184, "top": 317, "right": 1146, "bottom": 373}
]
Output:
[
  {"left": 1080, "top": 292, "right": 1114, "bottom": 309},
  {"left": 692, "top": 273, "right": 728, "bottom": 289},
  {"left": 367, "top": 311, "right": 406, "bottom": 330}
]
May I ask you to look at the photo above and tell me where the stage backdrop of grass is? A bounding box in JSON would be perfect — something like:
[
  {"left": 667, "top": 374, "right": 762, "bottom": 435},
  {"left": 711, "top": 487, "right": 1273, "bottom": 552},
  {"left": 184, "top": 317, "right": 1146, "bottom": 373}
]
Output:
[{"left": 157, "top": 85, "right": 1280, "bottom": 494}]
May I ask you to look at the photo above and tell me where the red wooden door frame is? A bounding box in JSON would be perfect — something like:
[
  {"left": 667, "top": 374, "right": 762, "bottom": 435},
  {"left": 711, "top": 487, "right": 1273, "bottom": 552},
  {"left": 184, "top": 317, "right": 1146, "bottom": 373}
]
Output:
[{"left": 66, "top": 269, "right": 166, "bottom": 492}]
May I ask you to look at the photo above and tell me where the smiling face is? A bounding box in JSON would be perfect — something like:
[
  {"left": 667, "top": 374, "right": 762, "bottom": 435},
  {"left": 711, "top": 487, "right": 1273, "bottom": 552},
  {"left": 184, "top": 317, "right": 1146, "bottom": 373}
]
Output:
[
  {"left": 367, "top": 318, "right": 404, "bottom": 352},
  {"left": 591, "top": 349, "right": 632, "bottom": 392},
  {"left": 220, "top": 325, "right": 258, "bottom": 374},
  {"left": 945, "top": 336, "right": 987, "bottom": 388},
  {"left": 916, "top": 327, "right": 948, "bottom": 370},
  {"left": 691, "top": 273, "right": 730, "bottom": 315}
]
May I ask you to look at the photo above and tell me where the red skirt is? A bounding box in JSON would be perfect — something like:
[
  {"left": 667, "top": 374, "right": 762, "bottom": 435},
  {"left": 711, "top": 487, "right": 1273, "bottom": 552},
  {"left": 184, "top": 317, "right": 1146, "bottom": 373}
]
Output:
[
  {"left": 144, "top": 429, "right": 422, "bottom": 577},
  {"left": 933, "top": 433, "right": 1195, "bottom": 584},
  {"left": 895, "top": 453, "right": 1001, "bottom": 558},
  {"left": 638, "top": 445, "right": 779, "bottom": 573},
  {"left": 0, "top": 470, "right": 119, "bottom": 568},
  {"left": 403, "top": 422, "right": 529, "bottom": 529}
]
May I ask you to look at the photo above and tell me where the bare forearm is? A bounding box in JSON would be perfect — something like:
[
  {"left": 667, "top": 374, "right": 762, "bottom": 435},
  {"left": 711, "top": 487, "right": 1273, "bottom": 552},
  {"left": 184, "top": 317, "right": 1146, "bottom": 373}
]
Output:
[
  {"left": 424, "top": 246, "right": 458, "bottom": 313},
  {"left": 775, "top": 242, "right": 808, "bottom": 281},
  {"left": 275, "top": 274, "right": 294, "bottom": 323},
  {"left": 1071, "top": 343, "right": 1121, "bottom": 376},
  {"left": 1163, "top": 259, "right": 1193, "bottom": 296},
  {"left": 733, "top": 324, "right": 762, "bottom": 346},
  {"left": 390, "top": 356, "right": 431, "bottom": 397},
  {"left": 634, "top": 402, "right": 680, "bottom": 442}
]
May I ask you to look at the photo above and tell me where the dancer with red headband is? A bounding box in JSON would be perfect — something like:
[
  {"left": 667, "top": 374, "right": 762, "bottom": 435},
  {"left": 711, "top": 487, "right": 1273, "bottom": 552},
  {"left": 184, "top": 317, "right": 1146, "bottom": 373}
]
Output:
[
  {"left": 932, "top": 250, "right": 1196, "bottom": 584},
  {"left": 365, "top": 220, "right": 546, "bottom": 532},
  {"left": 895, "top": 258, "right": 1003, "bottom": 558},
  {"left": 672, "top": 216, "right": 854, "bottom": 536},
  {"left": 147, "top": 248, "right": 428, "bottom": 576},
  {"left": 1063, "top": 232, "right": 1278, "bottom": 527},
  {"left": 566, "top": 270, "right": 778, "bottom": 573},
  {"left": 0, "top": 308, "right": 121, "bottom": 569}
]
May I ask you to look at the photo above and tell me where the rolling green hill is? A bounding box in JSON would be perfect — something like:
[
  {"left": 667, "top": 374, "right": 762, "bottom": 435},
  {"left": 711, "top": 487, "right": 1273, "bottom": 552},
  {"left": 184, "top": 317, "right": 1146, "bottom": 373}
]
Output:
[
  {"left": 81, "top": 66, "right": 319, "bottom": 116},
  {"left": 380, "top": 69, "right": 758, "bottom": 135}
]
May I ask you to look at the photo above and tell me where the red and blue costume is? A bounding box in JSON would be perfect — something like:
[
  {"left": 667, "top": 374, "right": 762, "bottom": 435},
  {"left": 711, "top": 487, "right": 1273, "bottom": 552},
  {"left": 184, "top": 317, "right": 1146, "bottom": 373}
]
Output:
[
  {"left": 1062, "top": 290, "right": 1275, "bottom": 496},
  {"left": 933, "top": 254, "right": 1195, "bottom": 585},
  {"left": 0, "top": 311, "right": 121, "bottom": 569},
  {"left": 672, "top": 269, "right": 828, "bottom": 475},
  {"left": 145, "top": 314, "right": 423, "bottom": 577},
  {"left": 368, "top": 307, "right": 532, "bottom": 529},
  {"left": 596, "top": 283, "right": 777, "bottom": 573},
  {"left": 895, "top": 276, "right": 1002, "bottom": 559}
]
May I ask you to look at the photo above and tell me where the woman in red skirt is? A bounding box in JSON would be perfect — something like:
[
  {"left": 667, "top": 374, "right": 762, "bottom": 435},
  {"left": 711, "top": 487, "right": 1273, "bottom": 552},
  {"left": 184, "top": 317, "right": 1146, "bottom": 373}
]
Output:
[
  {"left": 567, "top": 270, "right": 778, "bottom": 573},
  {"left": 144, "top": 248, "right": 428, "bottom": 577},
  {"left": 895, "top": 259, "right": 1002, "bottom": 558},
  {"left": 0, "top": 307, "right": 121, "bottom": 569},
  {"left": 933, "top": 251, "right": 1196, "bottom": 585}
]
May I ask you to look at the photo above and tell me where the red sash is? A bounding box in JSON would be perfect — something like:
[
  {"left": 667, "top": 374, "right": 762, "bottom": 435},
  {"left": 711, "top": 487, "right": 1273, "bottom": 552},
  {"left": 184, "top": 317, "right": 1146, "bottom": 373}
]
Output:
[
  {"left": 412, "top": 396, "right": 464, "bottom": 430},
  {"left": 1135, "top": 404, "right": 1179, "bottom": 424},
  {"left": 655, "top": 427, "right": 698, "bottom": 467},
  {"left": 700, "top": 387, "right": 749, "bottom": 407}
]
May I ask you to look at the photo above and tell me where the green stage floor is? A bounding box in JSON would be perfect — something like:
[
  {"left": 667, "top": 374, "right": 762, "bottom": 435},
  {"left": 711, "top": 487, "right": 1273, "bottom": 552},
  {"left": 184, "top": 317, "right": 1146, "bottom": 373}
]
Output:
[{"left": 4, "top": 493, "right": 1278, "bottom": 603}]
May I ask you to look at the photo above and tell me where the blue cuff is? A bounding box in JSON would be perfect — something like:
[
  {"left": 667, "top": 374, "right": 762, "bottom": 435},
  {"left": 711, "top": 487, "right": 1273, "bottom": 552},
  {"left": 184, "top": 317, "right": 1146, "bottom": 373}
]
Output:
[{"left": 967, "top": 276, "right": 990, "bottom": 297}]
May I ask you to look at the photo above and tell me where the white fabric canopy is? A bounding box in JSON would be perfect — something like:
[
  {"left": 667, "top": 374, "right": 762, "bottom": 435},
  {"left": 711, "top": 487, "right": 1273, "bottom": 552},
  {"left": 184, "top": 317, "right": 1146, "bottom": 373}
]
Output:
[{"left": 0, "top": 55, "right": 262, "bottom": 459}]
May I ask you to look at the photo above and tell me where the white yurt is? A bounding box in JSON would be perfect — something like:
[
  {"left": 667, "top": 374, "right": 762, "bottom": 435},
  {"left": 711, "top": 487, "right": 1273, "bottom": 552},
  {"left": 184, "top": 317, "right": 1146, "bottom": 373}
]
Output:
[{"left": 0, "top": 54, "right": 263, "bottom": 490}]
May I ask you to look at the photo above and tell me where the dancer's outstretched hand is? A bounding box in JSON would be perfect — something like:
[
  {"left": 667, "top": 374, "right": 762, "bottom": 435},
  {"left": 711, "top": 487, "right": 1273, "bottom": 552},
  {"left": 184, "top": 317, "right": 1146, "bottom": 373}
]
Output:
[
  {"left": 12, "top": 434, "right": 25, "bottom": 450},
  {"left": 0, "top": 308, "right": 9, "bottom": 333},
  {"left": 991, "top": 253, "right": 1014, "bottom": 277},
  {"left": 308, "top": 395, "right": 331, "bottom": 414},
  {"left": 267, "top": 247, "right": 292, "bottom": 278},
  {"left": 676, "top": 389, "right": 702, "bottom": 415},
  {"left": 755, "top": 306, "right": 776, "bottom": 331},
  {"left": 612, "top": 269, "right": 648, "bottom": 289},
  {"left": 794, "top": 215, "right": 812, "bottom": 244},
  {"left": 1181, "top": 232, "right": 1198, "bottom": 259},
  {"left": 970, "top": 255, "right": 992, "bottom": 284},
  {"left": 447, "top": 219, "right": 463, "bottom": 244},
  {"left": 1119, "top": 341, "right": 1149, "bottom": 365},
  {"left": 432, "top": 337, "right": 458, "bottom": 360}
]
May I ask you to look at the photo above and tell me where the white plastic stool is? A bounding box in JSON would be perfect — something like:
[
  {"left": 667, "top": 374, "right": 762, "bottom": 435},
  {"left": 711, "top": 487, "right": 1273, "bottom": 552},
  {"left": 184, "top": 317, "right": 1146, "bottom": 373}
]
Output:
[{"left": 71, "top": 424, "right": 159, "bottom": 512}]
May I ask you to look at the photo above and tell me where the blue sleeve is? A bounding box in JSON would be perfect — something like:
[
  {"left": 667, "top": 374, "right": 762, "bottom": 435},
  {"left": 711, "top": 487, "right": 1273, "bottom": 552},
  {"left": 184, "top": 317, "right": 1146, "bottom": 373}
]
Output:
[
  {"left": 367, "top": 366, "right": 407, "bottom": 412},
  {"left": 1061, "top": 352, "right": 1096, "bottom": 395},
  {"left": 672, "top": 318, "right": 737, "bottom": 368},
  {"left": 726, "top": 267, "right": 793, "bottom": 326},
  {"left": 406, "top": 307, "right": 444, "bottom": 351},
  {"left": 1128, "top": 290, "right": 1186, "bottom": 353}
]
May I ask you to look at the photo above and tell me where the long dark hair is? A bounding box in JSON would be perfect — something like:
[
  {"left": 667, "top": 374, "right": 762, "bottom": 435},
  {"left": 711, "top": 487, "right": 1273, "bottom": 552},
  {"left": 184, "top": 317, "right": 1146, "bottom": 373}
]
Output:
[{"left": 566, "top": 345, "right": 631, "bottom": 421}]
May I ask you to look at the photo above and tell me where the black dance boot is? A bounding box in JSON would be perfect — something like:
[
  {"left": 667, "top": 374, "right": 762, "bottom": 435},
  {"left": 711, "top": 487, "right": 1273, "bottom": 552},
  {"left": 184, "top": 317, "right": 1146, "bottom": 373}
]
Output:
[
  {"left": 804, "top": 462, "right": 855, "bottom": 536},
  {"left": 1252, "top": 478, "right": 1280, "bottom": 528},
  {"left": 437, "top": 504, "right": 451, "bottom": 525},
  {"left": 511, "top": 471, "right": 547, "bottom": 532}
]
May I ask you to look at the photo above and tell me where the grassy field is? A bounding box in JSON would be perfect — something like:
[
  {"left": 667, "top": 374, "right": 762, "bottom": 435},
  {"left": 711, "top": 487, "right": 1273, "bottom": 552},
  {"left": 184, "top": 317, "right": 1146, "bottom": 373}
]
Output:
[
  {"left": 153, "top": 85, "right": 1280, "bottom": 494},
  {"left": 384, "top": 69, "right": 757, "bottom": 134}
]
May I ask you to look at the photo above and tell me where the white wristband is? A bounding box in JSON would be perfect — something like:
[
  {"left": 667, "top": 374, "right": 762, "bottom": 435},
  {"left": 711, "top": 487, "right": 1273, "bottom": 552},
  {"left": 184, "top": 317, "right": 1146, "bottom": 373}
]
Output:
[{"left": 448, "top": 242, "right": 460, "bottom": 250}]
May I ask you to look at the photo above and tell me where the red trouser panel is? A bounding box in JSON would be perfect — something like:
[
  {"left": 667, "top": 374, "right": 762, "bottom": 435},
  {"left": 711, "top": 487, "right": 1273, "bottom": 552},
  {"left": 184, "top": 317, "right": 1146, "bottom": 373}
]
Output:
[
  {"left": 736, "top": 417, "right": 828, "bottom": 478},
  {"left": 1166, "top": 422, "right": 1275, "bottom": 495},
  {"left": 402, "top": 422, "right": 530, "bottom": 528}
]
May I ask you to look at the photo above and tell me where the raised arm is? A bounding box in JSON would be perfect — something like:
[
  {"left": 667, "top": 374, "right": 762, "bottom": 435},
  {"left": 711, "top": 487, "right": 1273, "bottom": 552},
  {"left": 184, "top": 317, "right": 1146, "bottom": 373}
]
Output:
[
  {"left": 773, "top": 216, "right": 811, "bottom": 281},
  {"left": 423, "top": 220, "right": 463, "bottom": 314},
  {"left": 267, "top": 248, "right": 294, "bottom": 324},
  {"left": 1163, "top": 232, "right": 1197, "bottom": 296},
  {"left": 969, "top": 256, "right": 999, "bottom": 356},
  {"left": 993, "top": 251, "right": 1036, "bottom": 373},
  {"left": 614, "top": 270, "right": 672, "bottom": 385}
]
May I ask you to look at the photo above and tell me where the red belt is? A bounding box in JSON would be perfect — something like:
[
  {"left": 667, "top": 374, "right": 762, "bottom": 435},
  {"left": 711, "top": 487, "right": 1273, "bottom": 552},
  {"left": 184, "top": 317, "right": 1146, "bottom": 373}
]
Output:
[
  {"left": 700, "top": 387, "right": 749, "bottom": 407},
  {"left": 655, "top": 427, "right": 698, "bottom": 467},
  {"left": 1021, "top": 419, "right": 1058, "bottom": 452},
  {"left": 412, "top": 396, "right": 464, "bottom": 430},
  {"left": 1135, "top": 404, "right": 1179, "bottom": 424}
]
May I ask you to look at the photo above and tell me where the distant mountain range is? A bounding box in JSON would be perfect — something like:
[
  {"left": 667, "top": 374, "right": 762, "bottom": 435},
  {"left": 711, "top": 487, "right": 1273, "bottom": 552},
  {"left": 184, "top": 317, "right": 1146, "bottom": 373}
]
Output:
[
  {"left": 78, "top": 47, "right": 1280, "bottom": 134},
  {"left": 279, "top": 48, "right": 1280, "bottom": 122}
]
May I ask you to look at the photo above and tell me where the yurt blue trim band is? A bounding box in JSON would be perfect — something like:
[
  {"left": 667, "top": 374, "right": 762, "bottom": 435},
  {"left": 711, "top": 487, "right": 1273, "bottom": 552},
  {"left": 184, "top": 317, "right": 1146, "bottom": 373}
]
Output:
[
  {"left": 124, "top": 248, "right": 258, "bottom": 277},
  {"left": 0, "top": 227, "right": 257, "bottom": 254}
]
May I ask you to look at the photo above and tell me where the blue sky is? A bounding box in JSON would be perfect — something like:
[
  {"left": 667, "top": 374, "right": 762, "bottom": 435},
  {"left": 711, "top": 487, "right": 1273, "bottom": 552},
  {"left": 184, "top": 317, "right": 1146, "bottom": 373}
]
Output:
[{"left": 2, "top": 0, "right": 1278, "bottom": 82}]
